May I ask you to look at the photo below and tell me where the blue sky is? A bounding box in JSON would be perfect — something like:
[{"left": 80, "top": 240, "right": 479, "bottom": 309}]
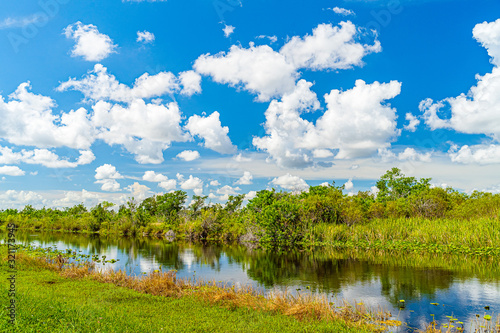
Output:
[{"left": 1, "top": 0, "right": 500, "bottom": 209}]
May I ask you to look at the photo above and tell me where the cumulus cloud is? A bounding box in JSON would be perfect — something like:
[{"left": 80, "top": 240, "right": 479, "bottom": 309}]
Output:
[
  {"left": 91, "top": 99, "right": 187, "bottom": 164},
  {"left": 194, "top": 22, "right": 379, "bottom": 101},
  {"left": 185, "top": 111, "right": 236, "bottom": 154},
  {"left": 179, "top": 175, "right": 204, "bottom": 195},
  {"left": 0, "top": 83, "right": 94, "bottom": 150},
  {"left": 126, "top": 182, "right": 151, "bottom": 201},
  {"left": 64, "top": 22, "right": 117, "bottom": 61},
  {"left": 51, "top": 190, "right": 100, "bottom": 208},
  {"left": 179, "top": 71, "right": 202, "bottom": 96},
  {"left": 142, "top": 170, "right": 168, "bottom": 182},
  {"left": 0, "top": 190, "right": 45, "bottom": 208},
  {"left": 235, "top": 171, "right": 253, "bottom": 185},
  {"left": 271, "top": 173, "right": 309, "bottom": 192},
  {"left": 194, "top": 44, "right": 297, "bottom": 102},
  {"left": 245, "top": 190, "right": 257, "bottom": 201},
  {"left": 195, "top": 22, "right": 380, "bottom": 101},
  {"left": 137, "top": 30, "right": 155, "bottom": 44},
  {"left": 449, "top": 144, "right": 500, "bottom": 164},
  {"left": 95, "top": 164, "right": 123, "bottom": 192},
  {"left": 0, "top": 146, "right": 95, "bottom": 168},
  {"left": 0, "top": 166, "right": 25, "bottom": 176},
  {"left": 344, "top": 179, "right": 354, "bottom": 190},
  {"left": 216, "top": 185, "right": 241, "bottom": 195},
  {"left": 253, "top": 79, "right": 401, "bottom": 167},
  {"left": 58, "top": 64, "right": 181, "bottom": 103},
  {"left": 223, "top": 25, "right": 235, "bottom": 37},
  {"left": 421, "top": 19, "right": 500, "bottom": 142},
  {"left": 176, "top": 150, "right": 200, "bottom": 161},
  {"left": 281, "top": 22, "right": 379, "bottom": 71},
  {"left": 159, "top": 179, "right": 177, "bottom": 191},
  {"left": 210, "top": 180, "right": 221, "bottom": 186},
  {"left": 378, "top": 147, "right": 432, "bottom": 162},
  {"left": 404, "top": 113, "right": 420, "bottom": 132}
]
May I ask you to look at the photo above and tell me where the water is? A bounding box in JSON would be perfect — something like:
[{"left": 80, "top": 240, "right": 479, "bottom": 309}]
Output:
[{"left": 3, "top": 231, "right": 500, "bottom": 332}]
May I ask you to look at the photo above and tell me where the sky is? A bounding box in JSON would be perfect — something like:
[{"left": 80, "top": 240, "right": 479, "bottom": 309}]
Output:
[{"left": 1, "top": 0, "right": 500, "bottom": 209}]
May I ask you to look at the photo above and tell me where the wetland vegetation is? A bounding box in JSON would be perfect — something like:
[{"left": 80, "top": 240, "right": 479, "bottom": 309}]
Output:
[{"left": 2, "top": 168, "right": 500, "bottom": 332}]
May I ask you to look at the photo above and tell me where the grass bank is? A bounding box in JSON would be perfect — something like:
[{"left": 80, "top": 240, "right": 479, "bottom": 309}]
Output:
[{"left": 0, "top": 245, "right": 385, "bottom": 333}]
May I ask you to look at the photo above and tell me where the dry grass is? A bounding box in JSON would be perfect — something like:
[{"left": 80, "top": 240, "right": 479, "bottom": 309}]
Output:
[{"left": 24, "top": 254, "right": 393, "bottom": 332}]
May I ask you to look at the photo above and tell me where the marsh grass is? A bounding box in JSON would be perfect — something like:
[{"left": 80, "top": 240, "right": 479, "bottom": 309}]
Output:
[{"left": 315, "top": 217, "right": 500, "bottom": 256}]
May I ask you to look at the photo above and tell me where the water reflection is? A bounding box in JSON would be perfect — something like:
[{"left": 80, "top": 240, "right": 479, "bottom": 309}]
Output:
[{"left": 3, "top": 231, "right": 499, "bottom": 332}]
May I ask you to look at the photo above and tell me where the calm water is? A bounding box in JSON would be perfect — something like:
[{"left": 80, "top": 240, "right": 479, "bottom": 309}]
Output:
[{"left": 4, "top": 231, "right": 500, "bottom": 332}]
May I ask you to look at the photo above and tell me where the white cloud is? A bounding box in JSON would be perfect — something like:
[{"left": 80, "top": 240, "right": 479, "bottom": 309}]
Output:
[
  {"left": 176, "top": 150, "right": 200, "bottom": 161},
  {"left": 0, "top": 146, "right": 95, "bottom": 168},
  {"left": 126, "top": 182, "right": 150, "bottom": 201},
  {"left": 57, "top": 65, "right": 196, "bottom": 164},
  {"left": 137, "top": 30, "right": 155, "bottom": 44},
  {"left": 252, "top": 80, "right": 319, "bottom": 168},
  {"left": 64, "top": 22, "right": 117, "bottom": 61},
  {"left": 235, "top": 171, "right": 253, "bottom": 185},
  {"left": 194, "top": 43, "right": 297, "bottom": 102},
  {"left": 449, "top": 144, "right": 500, "bottom": 164},
  {"left": 52, "top": 190, "right": 100, "bottom": 208},
  {"left": 421, "top": 19, "right": 500, "bottom": 141},
  {"left": 142, "top": 170, "right": 168, "bottom": 182},
  {"left": 0, "top": 166, "right": 25, "bottom": 176},
  {"left": 194, "top": 22, "right": 379, "bottom": 102},
  {"left": 216, "top": 185, "right": 241, "bottom": 195},
  {"left": 344, "top": 179, "right": 354, "bottom": 190},
  {"left": 404, "top": 113, "right": 420, "bottom": 132},
  {"left": 210, "top": 180, "right": 221, "bottom": 186},
  {"left": 0, "top": 15, "right": 41, "bottom": 29},
  {"left": 92, "top": 99, "right": 187, "bottom": 164},
  {"left": 179, "top": 71, "right": 202, "bottom": 96},
  {"left": 95, "top": 164, "right": 122, "bottom": 192},
  {"left": 330, "top": 7, "right": 355, "bottom": 16},
  {"left": 253, "top": 79, "right": 401, "bottom": 167},
  {"left": 256, "top": 35, "right": 278, "bottom": 43},
  {"left": 95, "top": 164, "right": 123, "bottom": 180},
  {"left": 312, "top": 149, "right": 334, "bottom": 158},
  {"left": 223, "top": 25, "right": 235, "bottom": 38},
  {"left": 271, "top": 174, "right": 309, "bottom": 192},
  {"left": 0, "top": 190, "right": 45, "bottom": 208},
  {"left": 280, "top": 22, "right": 380, "bottom": 71},
  {"left": 398, "top": 148, "right": 432, "bottom": 162},
  {"left": 378, "top": 147, "right": 432, "bottom": 163},
  {"left": 159, "top": 179, "right": 177, "bottom": 191},
  {"left": 180, "top": 175, "right": 204, "bottom": 195},
  {"left": 58, "top": 64, "right": 180, "bottom": 103},
  {"left": 185, "top": 111, "right": 236, "bottom": 154},
  {"left": 0, "top": 83, "right": 94, "bottom": 150},
  {"left": 245, "top": 190, "right": 257, "bottom": 201},
  {"left": 233, "top": 153, "right": 251, "bottom": 162}
]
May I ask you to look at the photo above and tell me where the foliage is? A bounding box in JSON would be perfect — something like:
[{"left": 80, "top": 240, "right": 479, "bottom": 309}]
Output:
[{"left": 2, "top": 168, "right": 500, "bottom": 250}]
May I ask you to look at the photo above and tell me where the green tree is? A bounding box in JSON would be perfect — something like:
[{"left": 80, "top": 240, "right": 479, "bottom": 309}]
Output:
[{"left": 376, "top": 168, "right": 431, "bottom": 202}]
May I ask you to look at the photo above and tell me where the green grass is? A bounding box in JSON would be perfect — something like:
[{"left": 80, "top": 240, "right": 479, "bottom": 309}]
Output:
[
  {"left": 312, "top": 217, "right": 500, "bottom": 256},
  {"left": 0, "top": 250, "right": 374, "bottom": 333}
]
